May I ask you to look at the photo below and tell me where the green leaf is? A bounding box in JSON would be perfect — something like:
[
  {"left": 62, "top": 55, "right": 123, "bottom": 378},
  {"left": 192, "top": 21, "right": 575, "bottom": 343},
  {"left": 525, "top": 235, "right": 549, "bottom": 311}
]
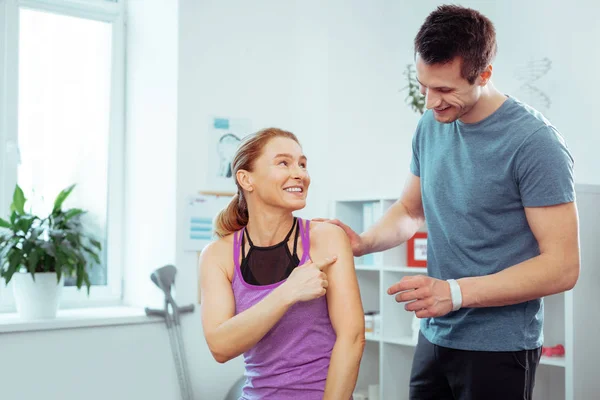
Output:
[
  {"left": 11, "top": 185, "right": 26, "bottom": 215},
  {"left": 76, "top": 270, "right": 83, "bottom": 290},
  {"left": 9, "top": 211, "right": 18, "bottom": 226},
  {"left": 15, "top": 215, "right": 36, "bottom": 234},
  {"left": 64, "top": 208, "right": 85, "bottom": 221},
  {"left": 27, "top": 248, "right": 40, "bottom": 274},
  {"left": 55, "top": 250, "right": 69, "bottom": 274},
  {"left": 5, "top": 249, "right": 23, "bottom": 284},
  {"left": 82, "top": 245, "right": 101, "bottom": 264},
  {"left": 89, "top": 238, "right": 102, "bottom": 250},
  {"left": 0, "top": 217, "right": 10, "bottom": 228},
  {"left": 30, "top": 227, "right": 44, "bottom": 242},
  {"left": 84, "top": 274, "right": 91, "bottom": 296},
  {"left": 53, "top": 184, "right": 76, "bottom": 214},
  {"left": 40, "top": 241, "right": 57, "bottom": 258}
]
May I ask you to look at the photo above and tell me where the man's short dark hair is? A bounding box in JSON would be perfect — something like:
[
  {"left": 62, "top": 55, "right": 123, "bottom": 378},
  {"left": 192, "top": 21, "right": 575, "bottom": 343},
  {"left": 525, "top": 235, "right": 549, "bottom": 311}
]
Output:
[{"left": 414, "top": 5, "right": 497, "bottom": 84}]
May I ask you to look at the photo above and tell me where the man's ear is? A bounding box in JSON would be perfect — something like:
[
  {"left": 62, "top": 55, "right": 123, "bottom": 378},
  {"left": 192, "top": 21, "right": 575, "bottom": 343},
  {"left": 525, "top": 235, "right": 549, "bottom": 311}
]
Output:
[
  {"left": 237, "top": 169, "right": 253, "bottom": 192},
  {"left": 479, "top": 65, "right": 493, "bottom": 86}
]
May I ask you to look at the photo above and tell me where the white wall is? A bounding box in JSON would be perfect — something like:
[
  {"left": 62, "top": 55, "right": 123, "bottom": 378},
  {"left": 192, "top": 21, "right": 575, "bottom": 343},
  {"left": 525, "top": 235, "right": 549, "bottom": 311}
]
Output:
[
  {"left": 0, "top": 323, "right": 180, "bottom": 400},
  {"left": 0, "top": 1, "right": 182, "bottom": 400},
  {"left": 1, "top": 1, "right": 598, "bottom": 400},
  {"left": 327, "top": 0, "right": 421, "bottom": 200},
  {"left": 123, "top": 0, "right": 179, "bottom": 310},
  {"left": 328, "top": 0, "right": 600, "bottom": 201},
  {"left": 177, "top": 0, "right": 332, "bottom": 219}
]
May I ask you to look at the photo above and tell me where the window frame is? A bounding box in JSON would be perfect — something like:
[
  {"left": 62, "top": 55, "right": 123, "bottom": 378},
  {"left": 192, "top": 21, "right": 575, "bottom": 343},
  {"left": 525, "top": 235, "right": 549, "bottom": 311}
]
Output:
[{"left": 0, "top": 0, "right": 126, "bottom": 311}]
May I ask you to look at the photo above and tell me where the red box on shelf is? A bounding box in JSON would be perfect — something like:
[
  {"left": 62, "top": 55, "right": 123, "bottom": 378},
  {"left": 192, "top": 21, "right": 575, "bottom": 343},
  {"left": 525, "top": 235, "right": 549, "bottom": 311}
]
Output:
[{"left": 407, "top": 232, "right": 428, "bottom": 267}]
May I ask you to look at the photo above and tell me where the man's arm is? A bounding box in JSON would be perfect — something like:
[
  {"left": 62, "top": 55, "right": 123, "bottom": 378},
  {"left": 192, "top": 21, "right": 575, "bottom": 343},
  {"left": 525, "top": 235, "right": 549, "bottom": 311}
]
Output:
[
  {"left": 392, "top": 202, "right": 580, "bottom": 317},
  {"left": 360, "top": 173, "right": 426, "bottom": 255},
  {"left": 459, "top": 201, "right": 580, "bottom": 307},
  {"left": 311, "top": 223, "right": 365, "bottom": 400}
]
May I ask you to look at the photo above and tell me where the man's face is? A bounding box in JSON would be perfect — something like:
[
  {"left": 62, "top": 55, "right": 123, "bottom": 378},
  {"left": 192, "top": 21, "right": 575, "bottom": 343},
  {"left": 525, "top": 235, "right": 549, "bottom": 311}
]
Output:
[{"left": 415, "top": 54, "right": 483, "bottom": 123}]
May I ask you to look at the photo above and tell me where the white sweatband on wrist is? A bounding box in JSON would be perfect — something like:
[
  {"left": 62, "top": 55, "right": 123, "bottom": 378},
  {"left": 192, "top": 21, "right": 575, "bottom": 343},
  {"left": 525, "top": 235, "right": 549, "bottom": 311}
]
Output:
[{"left": 447, "top": 279, "right": 462, "bottom": 312}]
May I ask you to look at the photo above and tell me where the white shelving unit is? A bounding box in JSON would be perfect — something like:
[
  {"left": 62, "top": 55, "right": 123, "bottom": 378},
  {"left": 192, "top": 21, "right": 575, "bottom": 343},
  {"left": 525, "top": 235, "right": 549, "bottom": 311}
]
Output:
[{"left": 334, "top": 187, "right": 600, "bottom": 400}]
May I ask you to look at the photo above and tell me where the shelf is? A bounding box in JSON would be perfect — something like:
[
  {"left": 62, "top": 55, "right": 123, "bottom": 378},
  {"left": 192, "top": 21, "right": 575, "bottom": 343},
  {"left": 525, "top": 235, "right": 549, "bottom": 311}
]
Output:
[
  {"left": 365, "top": 332, "right": 381, "bottom": 342},
  {"left": 334, "top": 197, "right": 398, "bottom": 203},
  {"left": 368, "top": 333, "right": 567, "bottom": 366},
  {"left": 383, "top": 266, "right": 427, "bottom": 274},
  {"left": 355, "top": 265, "right": 427, "bottom": 274},
  {"left": 363, "top": 335, "right": 418, "bottom": 347},
  {"left": 368, "top": 335, "right": 566, "bottom": 368},
  {"left": 383, "top": 336, "right": 417, "bottom": 347},
  {"left": 355, "top": 265, "right": 381, "bottom": 271},
  {"left": 540, "top": 356, "right": 565, "bottom": 368},
  {"left": 366, "top": 333, "right": 567, "bottom": 368}
]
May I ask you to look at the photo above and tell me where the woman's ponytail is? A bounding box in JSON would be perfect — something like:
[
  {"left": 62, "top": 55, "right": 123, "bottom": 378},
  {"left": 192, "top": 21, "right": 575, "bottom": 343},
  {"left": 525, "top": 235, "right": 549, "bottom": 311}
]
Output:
[{"left": 213, "top": 193, "right": 249, "bottom": 238}]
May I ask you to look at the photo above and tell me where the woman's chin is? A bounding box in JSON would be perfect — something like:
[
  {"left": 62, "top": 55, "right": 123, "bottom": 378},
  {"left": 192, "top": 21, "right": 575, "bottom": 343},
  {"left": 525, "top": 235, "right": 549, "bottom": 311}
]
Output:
[{"left": 283, "top": 198, "right": 307, "bottom": 211}]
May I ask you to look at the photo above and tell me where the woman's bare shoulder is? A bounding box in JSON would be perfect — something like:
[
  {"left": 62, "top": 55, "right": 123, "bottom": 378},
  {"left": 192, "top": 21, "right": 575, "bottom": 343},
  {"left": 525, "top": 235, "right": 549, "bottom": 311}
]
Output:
[
  {"left": 308, "top": 220, "right": 349, "bottom": 250},
  {"left": 199, "top": 233, "right": 236, "bottom": 276},
  {"left": 201, "top": 233, "right": 234, "bottom": 256}
]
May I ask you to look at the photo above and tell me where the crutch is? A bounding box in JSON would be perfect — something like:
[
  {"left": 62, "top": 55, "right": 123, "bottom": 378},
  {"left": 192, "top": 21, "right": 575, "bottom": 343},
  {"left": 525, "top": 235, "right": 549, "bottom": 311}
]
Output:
[
  {"left": 145, "top": 265, "right": 195, "bottom": 400},
  {"left": 152, "top": 265, "right": 195, "bottom": 400}
]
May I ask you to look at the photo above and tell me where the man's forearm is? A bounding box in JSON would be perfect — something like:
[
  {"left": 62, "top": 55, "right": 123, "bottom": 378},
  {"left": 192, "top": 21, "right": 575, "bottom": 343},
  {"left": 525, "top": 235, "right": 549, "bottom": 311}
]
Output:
[
  {"left": 323, "top": 337, "right": 365, "bottom": 400},
  {"left": 360, "top": 199, "right": 425, "bottom": 256},
  {"left": 458, "top": 253, "right": 579, "bottom": 308}
]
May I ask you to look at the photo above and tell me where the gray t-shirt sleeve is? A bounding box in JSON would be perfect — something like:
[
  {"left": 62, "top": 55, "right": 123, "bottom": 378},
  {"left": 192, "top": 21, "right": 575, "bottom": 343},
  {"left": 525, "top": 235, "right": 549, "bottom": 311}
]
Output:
[
  {"left": 410, "top": 129, "right": 421, "bottom": 177},
  {"left": 515, "top": 126, "right": 575, "bottom": 207}
]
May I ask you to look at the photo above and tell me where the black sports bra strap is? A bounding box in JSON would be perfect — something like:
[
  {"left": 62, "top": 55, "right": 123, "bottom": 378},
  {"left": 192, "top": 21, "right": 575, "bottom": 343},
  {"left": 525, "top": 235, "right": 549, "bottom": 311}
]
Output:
[
  {"left": 243, "top": 226, "right": 254, "bottom": 248},
  {"left": 244, "top": 217, "right": 297, "bottom": 250},
  {"left": 283, "top": 217, "right": 297, "bottom": 243},
  {"left": 241, "top": 228, "right": 247, "bottom": 262},
  {"left": 292, "top": 218, "right": 301, "bottom": 257}
]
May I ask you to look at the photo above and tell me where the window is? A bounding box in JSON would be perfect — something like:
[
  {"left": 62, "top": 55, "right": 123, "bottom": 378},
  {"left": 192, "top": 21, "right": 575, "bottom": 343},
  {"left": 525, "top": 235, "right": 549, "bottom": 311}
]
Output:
[{"left": 0, "top": 0, "right": 125, "bottom": 311}]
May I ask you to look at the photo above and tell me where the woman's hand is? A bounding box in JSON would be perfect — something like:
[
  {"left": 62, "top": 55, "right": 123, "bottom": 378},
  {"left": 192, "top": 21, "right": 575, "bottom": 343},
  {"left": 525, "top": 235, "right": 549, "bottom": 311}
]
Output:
[{"left": 280, "top": 256, "right": 337, "bottom": 304}]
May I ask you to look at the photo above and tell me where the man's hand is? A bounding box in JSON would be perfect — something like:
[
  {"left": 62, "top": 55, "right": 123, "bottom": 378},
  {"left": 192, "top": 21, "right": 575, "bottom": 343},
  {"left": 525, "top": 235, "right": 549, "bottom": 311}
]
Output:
[
  {"left": 387, "top": 275, "right": 454, "bottom": 318},
  {"left": 312, "top": 218, "right": 366, "bottom": 257}
]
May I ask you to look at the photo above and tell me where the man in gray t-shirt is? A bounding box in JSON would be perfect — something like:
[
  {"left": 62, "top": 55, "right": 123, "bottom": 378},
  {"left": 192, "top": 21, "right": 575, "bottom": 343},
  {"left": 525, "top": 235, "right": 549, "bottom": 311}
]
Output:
[
  {"left": 410, "top": 95, "right": 574, "bottom": 355},
  {"left": 319, "top": 5, "right": 579, "bottom": 400}
]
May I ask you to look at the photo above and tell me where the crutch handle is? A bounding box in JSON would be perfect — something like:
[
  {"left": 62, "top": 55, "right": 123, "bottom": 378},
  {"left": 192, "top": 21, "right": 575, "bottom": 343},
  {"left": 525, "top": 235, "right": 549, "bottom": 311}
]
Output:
[
  {"left": 178, "top": 304, "right": 195, "bottom": 314},
  {"left": 144, "top": 307, "right": 167, "bottom": 318}
]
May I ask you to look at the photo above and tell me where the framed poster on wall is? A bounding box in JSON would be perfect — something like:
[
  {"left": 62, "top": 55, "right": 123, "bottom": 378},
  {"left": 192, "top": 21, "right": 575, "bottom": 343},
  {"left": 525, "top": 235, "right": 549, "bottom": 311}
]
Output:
[{"left": 205, "top": 116, "right": 253, "bottom": 193}]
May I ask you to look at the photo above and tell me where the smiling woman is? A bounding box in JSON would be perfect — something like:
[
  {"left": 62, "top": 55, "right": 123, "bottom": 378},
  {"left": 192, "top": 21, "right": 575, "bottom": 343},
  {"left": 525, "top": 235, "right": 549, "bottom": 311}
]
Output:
[{"left": 199, "top": 127, "right": 365, "bottom": 400}]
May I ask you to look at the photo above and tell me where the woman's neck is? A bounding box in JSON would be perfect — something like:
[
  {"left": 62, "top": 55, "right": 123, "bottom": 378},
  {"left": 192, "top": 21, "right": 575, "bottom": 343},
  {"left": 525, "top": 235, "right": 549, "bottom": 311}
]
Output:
[{"left": 245, "top": 206, "right": 295, "bottom": 247}]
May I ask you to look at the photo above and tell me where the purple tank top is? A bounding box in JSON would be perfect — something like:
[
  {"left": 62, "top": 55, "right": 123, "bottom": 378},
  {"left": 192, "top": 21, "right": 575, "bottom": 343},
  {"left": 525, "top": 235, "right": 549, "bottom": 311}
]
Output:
[{"left": 232, "top": 218, "right": 336, "bottom": 400}]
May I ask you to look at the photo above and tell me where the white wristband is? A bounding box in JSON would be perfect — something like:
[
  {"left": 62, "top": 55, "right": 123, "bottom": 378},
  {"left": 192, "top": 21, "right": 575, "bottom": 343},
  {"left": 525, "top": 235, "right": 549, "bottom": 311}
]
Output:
[{"left": 447, "top": 279, "right": 462, "bottom": 311}]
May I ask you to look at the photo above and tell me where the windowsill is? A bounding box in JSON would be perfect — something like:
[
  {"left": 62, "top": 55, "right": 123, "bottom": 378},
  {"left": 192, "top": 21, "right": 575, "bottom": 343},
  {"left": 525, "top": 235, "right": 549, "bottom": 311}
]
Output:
[{"left": 0, "top": 306, "right": 163, "bottom": 334}]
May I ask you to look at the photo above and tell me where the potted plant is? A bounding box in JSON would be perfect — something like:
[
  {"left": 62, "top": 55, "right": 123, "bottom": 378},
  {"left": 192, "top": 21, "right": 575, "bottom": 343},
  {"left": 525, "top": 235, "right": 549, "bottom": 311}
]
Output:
[{"left": 0, "top": 184, "right": 102, "bottom": 320}]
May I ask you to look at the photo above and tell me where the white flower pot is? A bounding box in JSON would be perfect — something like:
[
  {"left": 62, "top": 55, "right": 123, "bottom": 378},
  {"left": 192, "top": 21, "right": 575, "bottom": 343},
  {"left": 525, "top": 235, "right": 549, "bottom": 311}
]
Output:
[{"left": 13, "top": 272, "right": 64, "bottom": 320}]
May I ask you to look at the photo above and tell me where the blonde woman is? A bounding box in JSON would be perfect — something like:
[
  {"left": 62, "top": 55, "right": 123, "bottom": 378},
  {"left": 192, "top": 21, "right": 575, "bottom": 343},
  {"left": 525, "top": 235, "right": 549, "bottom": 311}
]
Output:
[{"left": 199, "top": 128, "right": 365, "bottom": 399}]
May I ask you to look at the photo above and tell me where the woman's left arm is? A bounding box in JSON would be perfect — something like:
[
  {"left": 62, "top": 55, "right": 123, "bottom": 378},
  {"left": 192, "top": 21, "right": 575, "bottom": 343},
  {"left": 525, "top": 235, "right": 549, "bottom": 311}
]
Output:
[{"left": 311, "top": 222, "right": 366, "bottom": 400}]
